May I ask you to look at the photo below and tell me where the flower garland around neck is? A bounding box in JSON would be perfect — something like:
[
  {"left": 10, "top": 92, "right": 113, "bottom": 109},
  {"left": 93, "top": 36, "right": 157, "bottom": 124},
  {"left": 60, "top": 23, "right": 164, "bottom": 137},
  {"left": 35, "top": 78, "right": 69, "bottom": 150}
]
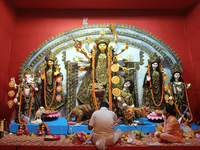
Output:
[
  {"left": 92, "top": 49, "right": 98, "bottom": 111},
  {"left": 168, "top": 82, "right": 193, "bottom": 122},
  {"left": 108, "top": 46, "right": 112, "bottom": 110},
  {"left": 43, "top": 67, "right": 57, "bottom": 108},
  {"left": 147, "top": 64, "right": 164, "bottom": 107},
  {"left": 18, "top": 82, "right": 33, "bottom": 124}
]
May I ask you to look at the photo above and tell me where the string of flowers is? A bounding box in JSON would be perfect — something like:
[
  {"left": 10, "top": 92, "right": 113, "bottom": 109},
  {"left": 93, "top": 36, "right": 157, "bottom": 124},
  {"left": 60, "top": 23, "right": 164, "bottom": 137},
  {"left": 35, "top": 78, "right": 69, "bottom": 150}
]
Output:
[
  {"left": 147, "top": 64, "right": 164, "bottom": 107},
  {"left": 108, "top": 46, "right": 112, "bottom": 110},
  {"left": 92, "top": 49, "right": 98, "bottom": 111},
  {"left": 43, "top": 67, "right": 57, "bottom": 108},
  {"left": 168, "top": 82, "right": 193, "bottom": 122},
  {"left": 18, "top": 82, "right": 33, "bottom": 124}
]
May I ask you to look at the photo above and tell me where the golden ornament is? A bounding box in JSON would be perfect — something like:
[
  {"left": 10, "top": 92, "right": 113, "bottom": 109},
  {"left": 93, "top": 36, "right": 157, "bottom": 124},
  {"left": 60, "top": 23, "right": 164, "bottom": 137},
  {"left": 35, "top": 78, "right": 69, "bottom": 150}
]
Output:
[
  {"left": 164, "top": 85, "right": 168, "bottom": 91},
  {"left": 163, "top": 75, "right": 168, "bottom": 81},
  {"left": 9, "top": 81, "right": 15, "bottom": 88},
  {"left": 8, "top": 90, "right": 15, "bottom": 97},
  {"left": 169, "top": 100, "right": 174, "bottom": 105},
  {"left": 164, "top": 94, "right": 169, "bottom": 101},
  {"left": 7, "top": 100, "right": 14, "bottom": 108},
  {"left": 112, "top": 88, "right": 121, "bottom": 97},
  {"left": 111, "top": 76, "right": 120, "bottom": 84},
  {"left": 111, "top": 64, "right": 119, "bottom": 72}
]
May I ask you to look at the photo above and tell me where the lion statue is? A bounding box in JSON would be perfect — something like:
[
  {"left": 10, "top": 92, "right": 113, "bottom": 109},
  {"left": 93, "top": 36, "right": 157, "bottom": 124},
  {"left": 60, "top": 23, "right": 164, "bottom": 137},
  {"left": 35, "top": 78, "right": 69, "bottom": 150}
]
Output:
[{"left": 67, "top": 83, "right": 106, "bottom": 123}]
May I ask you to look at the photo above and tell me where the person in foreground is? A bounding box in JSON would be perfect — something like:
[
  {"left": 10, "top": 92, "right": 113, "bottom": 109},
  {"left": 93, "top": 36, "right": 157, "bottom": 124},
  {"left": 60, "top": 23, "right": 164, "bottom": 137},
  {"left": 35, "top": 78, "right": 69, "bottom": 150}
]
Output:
[
  {"left": 88, "top": 102, "right": 122, "bottom": 150},
  {"left": 154, "top": 104, "right": 185, "bottom": 143}
]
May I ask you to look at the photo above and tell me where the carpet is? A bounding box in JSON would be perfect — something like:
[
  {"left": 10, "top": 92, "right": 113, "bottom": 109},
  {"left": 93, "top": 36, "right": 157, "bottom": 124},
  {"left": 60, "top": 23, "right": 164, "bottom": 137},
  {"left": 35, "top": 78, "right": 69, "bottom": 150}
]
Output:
[{"left": 1, "top": 133, "right": 200, "bottom": 150}]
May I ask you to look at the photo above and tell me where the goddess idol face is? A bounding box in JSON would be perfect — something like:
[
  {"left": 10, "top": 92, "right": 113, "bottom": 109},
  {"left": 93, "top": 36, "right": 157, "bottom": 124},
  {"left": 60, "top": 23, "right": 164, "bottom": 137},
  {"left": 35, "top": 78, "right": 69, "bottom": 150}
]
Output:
[
  {"left": 47, "top": 60, "right": 54, "bottom": 67},
  {"left": 174, "top": 72, "right": 181, "bottom": 81},
  {"left": 124, "top": 81, "right": 131, "bottom": 88},
  {"left": 98, "top": 43, "right": 107, "bottom": 53},
  {"left": 152, "top": 62, "right": 158, "bottom": 69}
]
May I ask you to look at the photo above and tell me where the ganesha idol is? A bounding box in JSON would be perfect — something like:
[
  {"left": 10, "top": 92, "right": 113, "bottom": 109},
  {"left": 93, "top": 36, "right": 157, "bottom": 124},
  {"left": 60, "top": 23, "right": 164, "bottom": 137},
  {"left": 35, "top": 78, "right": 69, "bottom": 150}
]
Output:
[{"left": 13, "top": 66, "right": 38, "bottom": 123}]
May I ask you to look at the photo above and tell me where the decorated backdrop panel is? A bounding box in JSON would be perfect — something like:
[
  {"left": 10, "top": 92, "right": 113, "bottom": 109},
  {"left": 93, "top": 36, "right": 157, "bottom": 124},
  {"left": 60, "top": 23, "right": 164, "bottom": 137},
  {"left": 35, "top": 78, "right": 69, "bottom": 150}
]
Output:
[{"left": 19, "top": 24, "right": 181, "bottom": 117}]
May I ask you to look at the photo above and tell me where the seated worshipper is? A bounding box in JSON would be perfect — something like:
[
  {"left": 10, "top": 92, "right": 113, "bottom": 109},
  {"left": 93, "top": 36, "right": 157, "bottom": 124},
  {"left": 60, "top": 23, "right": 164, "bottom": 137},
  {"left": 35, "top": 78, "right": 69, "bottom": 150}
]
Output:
[
  {"left": 88, "top": 102, "right": 122, "bottom": 150},
  {"left": 154, "top": 104, "right": 185, "bottom": 143}
]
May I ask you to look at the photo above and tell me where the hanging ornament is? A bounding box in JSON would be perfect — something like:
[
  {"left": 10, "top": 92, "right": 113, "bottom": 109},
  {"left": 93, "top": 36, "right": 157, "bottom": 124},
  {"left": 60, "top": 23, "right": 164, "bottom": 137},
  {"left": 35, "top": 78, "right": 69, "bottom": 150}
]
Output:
[
  {"left": 163, "top": 75, "right": 168, "bottom": 81},
  {"left": 7, "top": 100, "right": 14, "bottom": 108},
  {"left": 111, "top": 76, "right": 120, "bottom": 84},
  {"left": 164, "top": 94, "right": 169, "bottom": 101},
  {"left": 111, "top": 64, "right": 119, "bottom": 72},
  {"left": 56, "top": 95, "right": 62, "bottom": 102},
  {"left": 56, "top": 77, "right": 62, "bottom": 83},
  {"left": 8, "top": 90, "right": 15, "bottom": 97},
  {"left": 112, "top": 88, "right": 121, "bottom": 97},
  {"left": 164, "top": 85, "right": 168, "bottom": 91},
  {"left": 169, "top": 100, "right": 174, "bottom": 105},
  {"left": 56, "top": 86, "right": 62, "bottom": 92},
  {"left": 9, "top": 81, "right": 15, "bottom": 88}
]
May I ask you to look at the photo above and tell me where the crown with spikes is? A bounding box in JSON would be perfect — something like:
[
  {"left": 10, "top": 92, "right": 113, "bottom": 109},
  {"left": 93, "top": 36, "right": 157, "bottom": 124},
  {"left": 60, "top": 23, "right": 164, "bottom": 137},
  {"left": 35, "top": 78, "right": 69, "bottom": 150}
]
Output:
[
  {"left": 94, "top": 29, "right": 110, "bottom": 45},
  {"left": 171, "top": 63, "right": 183, "bottom": 75},
  {"left": 23, "top": 66, "right": 33, "bottom": 76},
  {"left": 148, "top": 52, "right": 161, "bottom": 64},
  {"left": 45, "top": 50, "right": 57, "bottom": 62}
]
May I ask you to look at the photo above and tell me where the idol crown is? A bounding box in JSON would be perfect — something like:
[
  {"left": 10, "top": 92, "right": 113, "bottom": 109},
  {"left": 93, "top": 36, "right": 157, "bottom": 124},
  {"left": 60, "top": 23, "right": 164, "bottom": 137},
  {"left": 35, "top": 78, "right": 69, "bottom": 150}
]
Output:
[
  {"left": 171, "top": 63, "right": 183, "bottom": 75},
  {"left": 45, "top": 51, "right": 57, "bottom": 62},
  {"left": 23, "top": 66, "right": 33, "bottom": 76},
  {"left": 95, "top": 29, "right": 110, "bottom": 45},
  {"left": 148, "top": 52, "right": 161, "bottom": 64}
]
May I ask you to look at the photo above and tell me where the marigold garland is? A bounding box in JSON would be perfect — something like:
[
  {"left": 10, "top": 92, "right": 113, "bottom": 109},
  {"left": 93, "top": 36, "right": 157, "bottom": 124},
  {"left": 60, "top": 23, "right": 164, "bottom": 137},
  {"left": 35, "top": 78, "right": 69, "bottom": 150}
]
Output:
[
  {"left": 148, "top": 64, "right": 164, "bottom": 107},
  {"left": 108, "top": 46, "right": 112, "bottom": 110},
  {"left": 18, "top": 82, "right": 33, "bottom": 124},
  {"left": 43, "top": 67, "right": 57, "bottom": 108},
  {"left": 168, "top": 82, "right": 193, "bottom": 122},
  {"left": 92, "top": 49, "right": 98, "bottom": 111}
]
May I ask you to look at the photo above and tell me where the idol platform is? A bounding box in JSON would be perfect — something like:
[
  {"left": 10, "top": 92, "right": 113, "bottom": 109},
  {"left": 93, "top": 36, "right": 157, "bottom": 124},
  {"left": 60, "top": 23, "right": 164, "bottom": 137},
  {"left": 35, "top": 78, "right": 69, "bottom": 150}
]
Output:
[
  {"left": 4, "top": 118, "right": 200, "bottom": 150},
  {"left": 10, "top": 117, "right": 198, "bottom": 135}
]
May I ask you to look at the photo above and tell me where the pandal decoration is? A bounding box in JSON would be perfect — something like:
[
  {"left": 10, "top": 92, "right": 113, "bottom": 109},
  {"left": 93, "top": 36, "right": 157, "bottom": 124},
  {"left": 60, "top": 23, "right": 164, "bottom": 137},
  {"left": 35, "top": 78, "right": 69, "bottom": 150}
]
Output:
[
  {"left": 112, "top": 88, "right": 121, "bottom": 97},
  {"left": 164, "top": 85, "right": 168, "bottom": 91},
  {"left": 43, "top": 67, "right": 57, "bottom": 108},
  {"left": 111, "top": 76, "right": 120, "bottom": 84},
  {"left": 164, "top": 94, "right": 169, "bottom": 101},
  {"left": 168, "top": 82, "right": 193, "bottom": 122},
  {"left": 147, "top": 59, "right": 164, "bottom": 107},
  {"left": 7, "top": 100, "right": 14, "bottom": 108},
  {"left": 9, "top": 81, "right": 15, "bottom": 88},
  {"left": 111, "top": 64, "right": 119, "bottom": 72},
  {"left": 8, "top": 90, "right": 15, "bottom": 97},
  {"left": 18, "top": 82, "right": 33, "bottom": 124}
]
